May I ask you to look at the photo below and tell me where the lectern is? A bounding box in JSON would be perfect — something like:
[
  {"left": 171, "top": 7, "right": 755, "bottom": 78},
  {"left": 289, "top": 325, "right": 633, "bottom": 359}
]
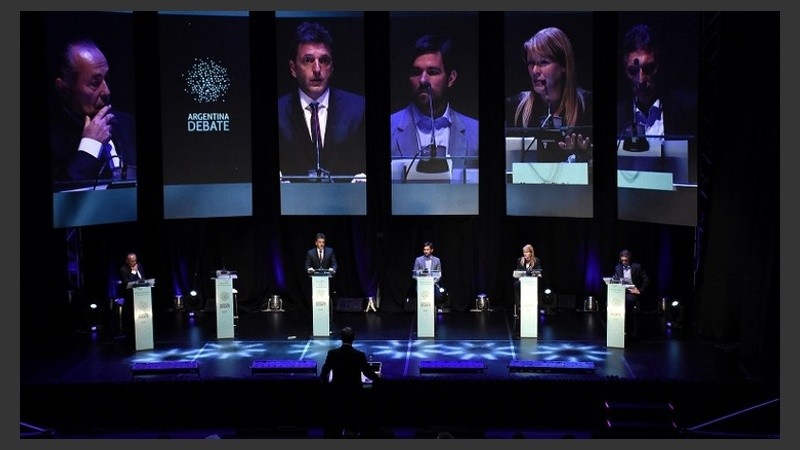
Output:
[
  {"left": 413, "top": 270, "right": 439, "bottom": 338},
  {"left": 213, "top": 271, "right": 237, "bottom": 339},
  {"left": 603, "top": 277, "right": 635, "bottom": 348},
  {"left": 514, "top": 270, "right": 541, "bottom": 338},
  {"left": 310, "top": 269, "right": 333, "bottom": 337},
  {"left": 130, "top": 279, "right": 156, "bottom": 351}
]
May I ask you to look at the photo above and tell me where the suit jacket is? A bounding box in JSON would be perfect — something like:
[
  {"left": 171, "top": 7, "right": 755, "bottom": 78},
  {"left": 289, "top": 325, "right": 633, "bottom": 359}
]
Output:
[
  {"left": 390, "top": 104, "right": 479, "bottom": 170},
  {"left": 50, "top": 106, "right": 137, "bottom": 192},
  {"left": 305, "top": 247, "right": 338, "bottom": 273},
  {"left": 616, "top": 88, "right": 698, "bottom": 138},
  {"left": 277, "top": 88, "right": 366, "bottom": 180},
  {"left": 320, "top": 343, "right": 380, "bottom": 391},
  {"left": 614, "top": 262, "right": 650, "bottom": 296},
  {"left": 119, "top": 263, "right": 144, "bottom": 289},
  {"left": 413, "top": 255, "right": 441, "bottom": 281}
]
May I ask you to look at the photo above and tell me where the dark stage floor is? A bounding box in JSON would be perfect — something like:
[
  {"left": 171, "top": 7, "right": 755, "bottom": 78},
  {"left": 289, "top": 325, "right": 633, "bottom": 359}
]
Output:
[{"left": 21, "top": 305, "right": 779, "bottom": 439}]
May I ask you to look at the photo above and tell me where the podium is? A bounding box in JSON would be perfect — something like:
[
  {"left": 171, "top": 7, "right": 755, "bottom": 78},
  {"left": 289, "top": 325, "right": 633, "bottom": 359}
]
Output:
[
  {"left": 514, "top": 270, "right": 541, "bottom": 338},
  {"left": 130, "top": 279, "right": 155, "bottom": 351},
  {"left": 413, "top": 270, "right": 439, "bottom": 338},
  {"left": 310, "top": 270, "right": 333, "bottom": 337},
  {"left": 213, "top": 271, "right": 237, "bottom": 339},
  {"left": 604, "top": 277, "right": 635, "bottom": 348}
]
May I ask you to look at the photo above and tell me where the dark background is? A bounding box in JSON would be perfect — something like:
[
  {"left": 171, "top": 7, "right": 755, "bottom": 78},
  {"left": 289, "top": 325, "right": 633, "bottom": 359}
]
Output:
[{"left": 21, "top": 11, "right": 779, "bottom": 383}]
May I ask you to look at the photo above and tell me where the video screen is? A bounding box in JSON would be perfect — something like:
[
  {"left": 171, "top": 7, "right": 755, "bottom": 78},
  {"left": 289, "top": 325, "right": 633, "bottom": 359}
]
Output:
[
  {"left": 160, "top": 11, "right": 253, "bottom": 219},
  {"left": 276, "top": 11, "right": 367, "bottom": 215},
  {"left": 504, "top": 12, "right": 594, "bottom": 218},
  {"left": 47, "top": 11, "right": 138, "bottom": 228},
  {"left": 616, "top": 12, "right": 699, "bottom": 227},
  {"left": 389, "top": 11, "right": 480, "bottom": 215}
]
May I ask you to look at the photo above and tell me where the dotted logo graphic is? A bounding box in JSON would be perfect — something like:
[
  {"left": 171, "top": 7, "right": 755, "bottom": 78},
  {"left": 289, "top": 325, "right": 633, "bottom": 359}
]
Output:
[{"left": 183, "top": 57, "right": 230, "bottom": 103}]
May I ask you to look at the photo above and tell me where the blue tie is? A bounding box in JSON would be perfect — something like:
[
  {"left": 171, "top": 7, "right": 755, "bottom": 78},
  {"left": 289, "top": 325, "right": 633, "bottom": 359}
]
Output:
[{"left": 416, "top": 116, "right": 451, "bottom": 133}]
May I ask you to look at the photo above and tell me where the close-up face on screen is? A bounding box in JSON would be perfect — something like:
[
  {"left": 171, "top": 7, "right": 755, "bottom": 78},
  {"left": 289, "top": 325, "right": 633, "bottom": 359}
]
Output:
[
  {"left": 389, "top": 11, "right": 480, "bottom": 216},
  {"left": 615, "top": 12, "right": 699, "bottom": 227},
  {"left": 47, "top": 11, "right": 138, "bottom": 228},
  {"left": 503, "top": 12, "right": 594, "bottom": 219},
  {"left": 276, "top": 12, "right": 367, "bottom": 216}
]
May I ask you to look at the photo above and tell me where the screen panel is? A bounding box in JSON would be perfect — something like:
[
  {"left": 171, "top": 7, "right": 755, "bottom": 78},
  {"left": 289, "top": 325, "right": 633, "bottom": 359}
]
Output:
[
  {"left": 389, "top": 11, "right": 480, "bottom": 216},
  {"left": 46, "top": 11, "right": 138, "bottom": 228},
  {"left": 276, "top": 11, "right": 367, "bottom": 215},
  {"left": 616, "top": 12, "right": 699, "bottom": 227},
  {"left": 504, "top": 12, "right": 594, "bottom": 218},
  {"left": 160, "top": 11, "right": 253, "bottom": 219}
]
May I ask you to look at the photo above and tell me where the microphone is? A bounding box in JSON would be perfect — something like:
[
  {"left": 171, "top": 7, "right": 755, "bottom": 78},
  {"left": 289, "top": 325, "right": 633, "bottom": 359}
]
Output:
[
  {"left": 423, "top": 82, "right": 437, "bottom": 158},
  {"left": 631, "top": 58, "right": 641, "bottom": 94},
  {"left": 622, "top": 58, "right": 650, "bottom": 153}
]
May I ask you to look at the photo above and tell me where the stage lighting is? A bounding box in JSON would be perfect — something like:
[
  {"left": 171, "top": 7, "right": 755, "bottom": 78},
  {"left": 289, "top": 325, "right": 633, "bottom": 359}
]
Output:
[
  {"left": 541, "top": 288, "right": 556, "bottom": 315},
  {"left": 666, "top": 299, "right": 685, "bottom": 328}
]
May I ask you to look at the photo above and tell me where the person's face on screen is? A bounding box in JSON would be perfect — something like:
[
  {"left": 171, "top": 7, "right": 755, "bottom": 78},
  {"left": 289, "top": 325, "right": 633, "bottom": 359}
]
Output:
[
  {"left": 290, "top": 43, "right": 333, "bottom": 100},
  {"left": 315, "top": 237, "right": 326, "bottom": 251},
  {"left": 408, "top": 52, "right": 456, "bottom": 114},
  {"left": 422, "top": 245, "right": 433, "bottom": 257},
  {"left": 625, "top": 49, "right": 658, "bottom": 104},
  {"left": 526, "top": 49, "right": 565, "bottom": 105},
  {"left": 59, "top": 45, "right": 111, "bottom": 119}
]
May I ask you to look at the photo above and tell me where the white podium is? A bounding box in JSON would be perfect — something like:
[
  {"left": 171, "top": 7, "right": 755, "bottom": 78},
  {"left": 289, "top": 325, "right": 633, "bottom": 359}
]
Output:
[
  {"left": 131, "top": 280, "right": 155, "bottom": 351},
  {"left": 414, "top": 270, "right": 438, "bottom": 338},
  {"left": 213, "top": 272, "right": 237, "bottom": 339},
  {"left": 311, "top": 271, "right": 332, "bottom": 337},
  {"left": 514, "top": 271, "right": 540, "bottom": 338},
  {"left": 604, "top": 278, "right": 634, "bottom": 348}
]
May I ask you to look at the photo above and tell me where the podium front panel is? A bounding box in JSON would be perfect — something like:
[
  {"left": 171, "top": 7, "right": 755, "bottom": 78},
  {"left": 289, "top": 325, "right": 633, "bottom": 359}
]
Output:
[
  {"left": 311, "top": 275, "right": 330, "bottom": 337},
  {"left": 416, "top": 276, "right": 435, "bottom": 338},
  {"left": 133, "top": 286, "right": 154, "bottom": 351},
  {"left": 215, "top": 276, "right": 235, "bottom": 339},
  {"left": 607, "top": 283, "right": 627, "bottom": 348},
  {"left": 519, "top": 276, "right": 539, "bottom": 338}
]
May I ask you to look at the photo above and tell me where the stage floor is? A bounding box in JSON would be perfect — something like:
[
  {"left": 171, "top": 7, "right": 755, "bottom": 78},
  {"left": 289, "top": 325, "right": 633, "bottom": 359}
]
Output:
[{"left": 20, "top": 306, "right": 779, "bottom": 439}]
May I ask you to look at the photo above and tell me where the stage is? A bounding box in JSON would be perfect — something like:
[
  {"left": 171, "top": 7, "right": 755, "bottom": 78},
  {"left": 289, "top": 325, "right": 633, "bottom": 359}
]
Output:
[{"left": 20, "top": 304, "right": 779, "bottom": 439}]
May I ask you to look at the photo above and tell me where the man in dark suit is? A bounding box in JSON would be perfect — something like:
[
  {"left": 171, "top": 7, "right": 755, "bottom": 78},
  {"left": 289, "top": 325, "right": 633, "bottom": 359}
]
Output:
[
  {"left": 320, "top": 326, "right": 381, "bottom": 437},
  {"left": 616, "top": 23, "right": 698, "bottom": 145},
  {"left": 50, "top": 39, "right": 137, "bottom": 192},
  {"left": 614, "top": 249, "right": 651, "bottom": 337},
  {"left": 277, "top": 21, "right": 366, "bottom": 182},
  {"left": 305, "top": 232, "right": 338, "bottom": 274},
  {"left": 118, "top": 252, "right": 144, "bottom": 339},
  {"left": 390, "top": 34, "right": 479, "bottom": 183}
]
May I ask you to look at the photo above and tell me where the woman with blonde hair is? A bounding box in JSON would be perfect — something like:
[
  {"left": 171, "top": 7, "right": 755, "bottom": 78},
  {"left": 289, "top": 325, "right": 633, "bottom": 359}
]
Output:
[{"left": 507, "top": 27, "right": 592, "bottom": 162}]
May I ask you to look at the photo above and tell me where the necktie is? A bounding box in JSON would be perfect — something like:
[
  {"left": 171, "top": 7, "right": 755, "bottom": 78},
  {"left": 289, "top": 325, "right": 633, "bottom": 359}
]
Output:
[
  {"left": 318, "top": 250, "right": 324, "bottom": 267},
  {"left": 101, "top": 141, "right": 122, "bottom": 181},
  {"left": 416, "top": 116, "right": 451, "bottom": 133},
  {"left": 309, "top": 102, "right": 322, "bottom": 149}
]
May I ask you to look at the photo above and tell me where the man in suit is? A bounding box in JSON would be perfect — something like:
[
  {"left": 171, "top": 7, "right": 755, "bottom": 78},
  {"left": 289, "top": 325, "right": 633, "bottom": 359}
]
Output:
[
  {"left": 320, "top": 326, "right": 381, "bottom": 437},
  {"left": 614, "top": 249, "right": 651, "bottom": 337},
  {"left": 617, "top": 23, "right": 698, "bottom": 149},
  {"left": 50, "top": 39, "right": 137, "bottom": 192},
  {"left": 412, "top": 241, "right": 449, "bottom": 312},
  {"left": 277, "top": 21, "right": 366, "bottom": 183},
  {"left": 305, "top": 232, "right": 338, "bottom": 274},
  {"left": 118, "top": 252, "right": 144, "bottom": 339},
  {"left": 390, "top": 34, "right": 478, "bottom": 183}
]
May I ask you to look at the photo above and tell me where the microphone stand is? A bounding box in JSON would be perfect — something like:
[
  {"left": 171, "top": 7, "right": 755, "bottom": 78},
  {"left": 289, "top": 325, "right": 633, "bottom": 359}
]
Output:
[
  {"left": 622, "top": 58, "right": 649, "bottom": 152},
  {"left": 93, "top": 154, "right": 124, "bottom": 190},
  {"left": 416, "top": 84, "right": 449, "bottom": 174}
]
